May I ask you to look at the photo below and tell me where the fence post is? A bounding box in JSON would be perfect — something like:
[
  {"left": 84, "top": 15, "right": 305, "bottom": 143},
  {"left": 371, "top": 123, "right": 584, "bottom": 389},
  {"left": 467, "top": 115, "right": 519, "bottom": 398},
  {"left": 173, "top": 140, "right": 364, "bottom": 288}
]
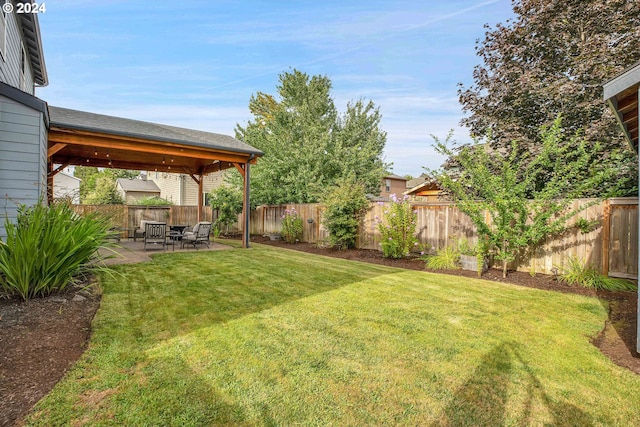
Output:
[{"left": 602, "top": 199, "right": 611, "bottom": 276}]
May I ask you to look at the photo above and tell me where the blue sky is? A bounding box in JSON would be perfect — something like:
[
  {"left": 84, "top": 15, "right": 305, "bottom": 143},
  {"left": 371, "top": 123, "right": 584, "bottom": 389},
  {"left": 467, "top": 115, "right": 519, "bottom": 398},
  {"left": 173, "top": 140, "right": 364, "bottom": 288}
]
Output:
[{"left": 37, "top": 0, "right": 514, "bottom": 176}]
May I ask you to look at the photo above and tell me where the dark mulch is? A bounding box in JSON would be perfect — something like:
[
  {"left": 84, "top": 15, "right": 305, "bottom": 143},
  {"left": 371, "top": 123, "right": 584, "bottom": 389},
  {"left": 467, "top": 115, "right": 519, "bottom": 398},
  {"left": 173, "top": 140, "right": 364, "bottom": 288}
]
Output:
[
  {"left": 0, "top": 237, "right": 637, "bottom": 426},
  {"left": 0, "top": 284, "right": 101, "bottom": 427}
]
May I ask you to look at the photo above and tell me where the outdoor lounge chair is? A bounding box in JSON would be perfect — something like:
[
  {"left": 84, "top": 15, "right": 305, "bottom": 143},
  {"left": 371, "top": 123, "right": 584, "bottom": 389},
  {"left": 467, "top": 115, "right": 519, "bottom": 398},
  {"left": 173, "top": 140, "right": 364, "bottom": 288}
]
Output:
[
  {"left": 144, "top": 222, "right": 167, "bottom": 251},
  {"left": 181, "top": 221, "right": 212, "bottom": 249}
]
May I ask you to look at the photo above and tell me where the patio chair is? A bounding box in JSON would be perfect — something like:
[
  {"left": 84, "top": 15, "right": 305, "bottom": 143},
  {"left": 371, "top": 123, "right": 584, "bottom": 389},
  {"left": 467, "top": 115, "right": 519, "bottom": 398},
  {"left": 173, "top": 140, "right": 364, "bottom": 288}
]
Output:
[
  {"left": 144, "top": 222, "right": 167, "bottom": 251},
  {"left": 181, "top": 221, "right": 212, "bottom": 249},
  {"left": 134, "top": 220, "right": 152, "bottom": 241}
]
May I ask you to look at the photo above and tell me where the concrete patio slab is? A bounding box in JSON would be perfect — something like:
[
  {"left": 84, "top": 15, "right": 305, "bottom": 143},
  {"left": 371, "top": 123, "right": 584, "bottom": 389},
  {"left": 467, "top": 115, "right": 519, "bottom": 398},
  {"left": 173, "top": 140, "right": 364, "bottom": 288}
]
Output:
[{"left": 99, "top": 239, "right": 233, "bottom": 265}]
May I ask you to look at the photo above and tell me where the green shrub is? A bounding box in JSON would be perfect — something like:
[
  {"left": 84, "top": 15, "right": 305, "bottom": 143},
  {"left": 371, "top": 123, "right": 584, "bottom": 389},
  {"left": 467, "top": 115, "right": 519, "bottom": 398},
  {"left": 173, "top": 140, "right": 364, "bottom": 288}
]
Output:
[
  {"left": 558, "top": 257, "right": 636, "bottom": 291},
  {"left": 377, "top": 194, "right": 418, "bottom": 258},
  {"left": 322, "top": 178, "right": 370, "bottom": 250},
  {"left": 0, "top": 202, "right": 115, "bottom": 300},
  {"left": 136, "top": 196, "right": 173, "bottom": 206},
  {"left": 280, "top": 208, "right": 303, "bottom": 243},
  {"left": 425, "top": 246, "right": 460, "bottom": 270},
  {"left": 456, "top": 238, "right": 477, "bottom": 256},
  {"left": 209, "top": 186, "right": 243, "bottom": 233}
]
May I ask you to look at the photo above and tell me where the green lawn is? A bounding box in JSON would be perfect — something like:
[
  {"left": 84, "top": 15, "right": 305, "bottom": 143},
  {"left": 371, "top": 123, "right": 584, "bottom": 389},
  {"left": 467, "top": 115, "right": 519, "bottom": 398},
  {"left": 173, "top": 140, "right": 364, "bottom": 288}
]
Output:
[{"left": 26, "top": 244, "right": 640, "bottom": 426}]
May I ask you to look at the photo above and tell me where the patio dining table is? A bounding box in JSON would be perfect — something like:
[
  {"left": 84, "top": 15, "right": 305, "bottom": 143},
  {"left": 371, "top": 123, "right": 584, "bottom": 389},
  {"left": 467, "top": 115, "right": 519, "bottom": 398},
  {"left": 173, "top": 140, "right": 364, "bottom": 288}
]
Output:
[{"left": 169, "top": 225, "right": 188, "bottom": 235}]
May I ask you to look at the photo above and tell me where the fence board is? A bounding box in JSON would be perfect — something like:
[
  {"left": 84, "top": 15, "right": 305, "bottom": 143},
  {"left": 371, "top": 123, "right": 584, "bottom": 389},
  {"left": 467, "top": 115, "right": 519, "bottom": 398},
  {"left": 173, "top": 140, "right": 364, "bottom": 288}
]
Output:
[{"left": 609, "top": 202, "right": 638, "bottom": 278}]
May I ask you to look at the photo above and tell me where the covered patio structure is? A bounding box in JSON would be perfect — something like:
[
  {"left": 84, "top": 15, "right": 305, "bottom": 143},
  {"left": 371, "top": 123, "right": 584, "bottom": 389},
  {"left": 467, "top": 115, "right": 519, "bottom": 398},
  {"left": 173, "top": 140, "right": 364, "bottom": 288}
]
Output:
[
  {"left": 603, "top": 61, "right": 640, "bottom": 352},
  {"left": 46, "top": 106, "right": 263, "bottom": 248}
]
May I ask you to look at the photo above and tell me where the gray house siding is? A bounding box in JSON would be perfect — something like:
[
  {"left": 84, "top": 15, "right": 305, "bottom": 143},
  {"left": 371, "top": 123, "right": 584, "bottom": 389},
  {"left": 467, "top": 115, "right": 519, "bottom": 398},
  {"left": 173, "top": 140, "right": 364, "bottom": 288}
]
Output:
[
  {"left": 0, "top": 8, "right": 34, "bottom": 94},
  {"left": 0, "top": 95, "right": 47, "bottom": 238}
]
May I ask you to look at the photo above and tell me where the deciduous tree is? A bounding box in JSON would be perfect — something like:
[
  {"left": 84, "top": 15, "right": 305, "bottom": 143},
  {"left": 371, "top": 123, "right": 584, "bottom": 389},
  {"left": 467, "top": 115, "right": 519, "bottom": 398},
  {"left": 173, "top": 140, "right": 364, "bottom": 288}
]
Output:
[
  {"left": 234, "top": 69, "right": 389, "bottom": 204},
  {"left": 74, "top": 167, "right": 138, "bottom": 204},
  {"left": 458, "top": 0, "right": 640, "bottom": 195},
  {"left": 83, "top": 174, "right": 124, "bottom": 205},
  {"left": 209, "top": 186, "right": 243, "bottom": 234}
]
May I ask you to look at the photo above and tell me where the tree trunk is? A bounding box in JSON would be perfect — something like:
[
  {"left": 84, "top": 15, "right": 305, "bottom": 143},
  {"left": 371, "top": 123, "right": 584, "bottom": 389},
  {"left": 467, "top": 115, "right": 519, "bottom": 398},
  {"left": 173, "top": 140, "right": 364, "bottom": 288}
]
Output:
[{"left": 503, "top": 259, "right": 508, "bottom": 278}]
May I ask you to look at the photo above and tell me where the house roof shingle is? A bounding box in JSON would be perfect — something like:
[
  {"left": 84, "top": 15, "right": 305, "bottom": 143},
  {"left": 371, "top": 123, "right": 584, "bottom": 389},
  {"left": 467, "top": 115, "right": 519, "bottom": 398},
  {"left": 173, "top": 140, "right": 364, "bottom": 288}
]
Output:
[
  {"left": 116, "top": 178, "right": 161, "bottom": 193},
  {"left": 406, "top": 175, "right": 429, "bottom": 189},
  {"left": 384, "top": 174, "right": 407, "bottom": 181},
  {"left": 48, "top": 106, "right": 264, "bottom": 157}
]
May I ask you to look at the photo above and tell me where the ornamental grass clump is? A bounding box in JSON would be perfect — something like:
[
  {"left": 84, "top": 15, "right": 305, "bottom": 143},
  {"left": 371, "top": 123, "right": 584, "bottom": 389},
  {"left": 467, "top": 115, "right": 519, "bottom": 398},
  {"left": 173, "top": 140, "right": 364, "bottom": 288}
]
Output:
[
  {"left": 425, "top": 245, "right": 460, "bottom": 270},
  {"left": 558, "top": 256, "right": 636, "bottom": 292},
  {"left": 0, "top": 202, "right": 115, "bottom": 300},
  {"left": 280, "top": 208, "right": 303, "bottom": 243},
  {"left": 377, "top": 194, "right": 418, "bottom": 258}
]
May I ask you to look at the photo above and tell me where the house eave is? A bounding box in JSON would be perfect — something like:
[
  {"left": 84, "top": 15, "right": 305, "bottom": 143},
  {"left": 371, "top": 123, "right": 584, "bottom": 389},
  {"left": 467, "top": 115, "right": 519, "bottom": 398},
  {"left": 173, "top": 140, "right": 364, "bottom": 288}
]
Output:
[
  {"left": 603, "top": 62, "right": 640, "bottom": 152},
  {"left": 15, "top": 5, "right": 48, "bottom": 87}
]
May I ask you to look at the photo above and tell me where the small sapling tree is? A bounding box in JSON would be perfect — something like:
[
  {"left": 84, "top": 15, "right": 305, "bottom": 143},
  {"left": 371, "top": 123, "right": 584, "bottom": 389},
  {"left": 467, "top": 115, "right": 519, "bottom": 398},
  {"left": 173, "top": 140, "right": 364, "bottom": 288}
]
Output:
[
  {"left": 431, "top": 116, "right": 624, "bottom": 278},
  {"left": 209, "top": 186, "right": 243, "bottom": 235},
  {"left": 377, "top": 194, "right": 418, "bottom": 258}
]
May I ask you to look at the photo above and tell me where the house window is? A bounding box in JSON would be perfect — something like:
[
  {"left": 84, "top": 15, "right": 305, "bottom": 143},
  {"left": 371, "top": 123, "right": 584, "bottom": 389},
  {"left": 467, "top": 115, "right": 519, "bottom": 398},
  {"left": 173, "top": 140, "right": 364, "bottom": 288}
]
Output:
[
  {"left": 385, "top": 179, "right": 391, "bottom": 192},
  {"left": 0, "top": 6, "right": 6, "bottom": 61}
]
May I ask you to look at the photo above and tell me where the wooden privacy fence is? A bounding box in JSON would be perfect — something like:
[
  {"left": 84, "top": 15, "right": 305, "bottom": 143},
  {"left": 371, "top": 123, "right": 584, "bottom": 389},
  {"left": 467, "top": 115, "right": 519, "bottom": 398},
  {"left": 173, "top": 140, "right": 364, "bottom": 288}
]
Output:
[
  {"left": 247, "top": 198, "right": 639, "bottom": 279},
  {"left": 73, "top": 198, "right": 638, "bottom": 278},
  {"left": 73, "top": 205, "right": 217, "bottom": 234}
]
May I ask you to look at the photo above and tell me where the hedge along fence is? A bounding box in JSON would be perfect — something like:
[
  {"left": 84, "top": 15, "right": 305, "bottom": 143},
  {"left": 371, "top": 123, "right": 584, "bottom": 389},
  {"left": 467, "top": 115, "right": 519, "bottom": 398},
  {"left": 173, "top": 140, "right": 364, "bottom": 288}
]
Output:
[{"left": 72, "top": 198, "right": 638, "bottom": 278}]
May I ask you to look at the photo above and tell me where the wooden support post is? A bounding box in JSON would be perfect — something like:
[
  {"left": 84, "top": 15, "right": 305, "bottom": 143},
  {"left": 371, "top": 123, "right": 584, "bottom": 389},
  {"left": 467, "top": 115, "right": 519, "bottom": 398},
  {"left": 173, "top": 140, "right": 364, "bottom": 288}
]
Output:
[
  {"left": 637, "top": 89, "right": 640, "bottom": 354},
  {"left": 602, "top": 199, "right": 611, "bottom": 277},
  {"left": 188, "top": 174, "right": 203, "bottom": 223},
  {"left": 242, "top": 161, "right": 251, "bottom": 248},
  {"left": 197, "top": 175, "right": 204, "bottom": 222},
  {"left": 231, "top": 161, "right": 251, "bottom": 248},
  {"left": 631, "top": 90, "right": 640, "bottom": 352}
]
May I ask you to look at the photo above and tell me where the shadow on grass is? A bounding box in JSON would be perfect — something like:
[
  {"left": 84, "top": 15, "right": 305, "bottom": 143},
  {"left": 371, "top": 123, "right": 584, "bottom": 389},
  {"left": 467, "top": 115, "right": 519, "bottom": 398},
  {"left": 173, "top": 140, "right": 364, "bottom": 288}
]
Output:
[
  {"left": 434, "top": 342, "right": 594, "bottom": 426},
  {"left": 595, "top": 288, "right": 639, "bottom": 358},
  {"left": 69, "top": 354, "right": 249, "bottom": 425}
]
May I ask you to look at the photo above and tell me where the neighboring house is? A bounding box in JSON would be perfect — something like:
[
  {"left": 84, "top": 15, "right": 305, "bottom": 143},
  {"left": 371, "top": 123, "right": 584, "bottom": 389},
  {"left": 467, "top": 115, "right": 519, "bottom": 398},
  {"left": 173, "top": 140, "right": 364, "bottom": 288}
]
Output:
[
  {"left": 0, "top": 5, "right": 48, "bottom": 237},
  {"left": 115, "top": 178, "right": 161, "bottom": 204},
  {"left": 405, "top": 176, "right": 426, "bottom": 190},
  {"left": 147, "top": 170, "right": 227, "bottom": 205},
  {"left": 379, "top": 174, "right": 408, "bottom": 199},
  {"left": 404, "top": 176, "right": 445, "bottom": 201},
  {"left": 53, "top": 171, "right": 80, "bottom": 203},
  {"left": 603, "top": 61, "right": 640, "bottom": 353}
]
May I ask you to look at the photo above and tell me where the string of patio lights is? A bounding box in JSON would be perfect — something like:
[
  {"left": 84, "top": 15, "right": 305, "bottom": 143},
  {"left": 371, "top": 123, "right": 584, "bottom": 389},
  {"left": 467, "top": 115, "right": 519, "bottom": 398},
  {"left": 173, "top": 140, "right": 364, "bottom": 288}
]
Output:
[{"left": 86, "top": 149, "right": 175, "bottom": 171}]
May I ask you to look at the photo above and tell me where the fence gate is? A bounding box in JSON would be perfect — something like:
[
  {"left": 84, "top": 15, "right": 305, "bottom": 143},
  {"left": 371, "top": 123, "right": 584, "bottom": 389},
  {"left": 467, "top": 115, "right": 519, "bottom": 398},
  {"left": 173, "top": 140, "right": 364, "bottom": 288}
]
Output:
[{"left": 606, "top": 198, "right": 638, "bottom": 279}]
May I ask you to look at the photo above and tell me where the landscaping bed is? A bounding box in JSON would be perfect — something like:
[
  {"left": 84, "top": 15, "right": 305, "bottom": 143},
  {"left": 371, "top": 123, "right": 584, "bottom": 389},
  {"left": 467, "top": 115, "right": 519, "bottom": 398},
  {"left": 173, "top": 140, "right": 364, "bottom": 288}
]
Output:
[{"left": 0, "top": 284, "right": 101, "bottom": 427}]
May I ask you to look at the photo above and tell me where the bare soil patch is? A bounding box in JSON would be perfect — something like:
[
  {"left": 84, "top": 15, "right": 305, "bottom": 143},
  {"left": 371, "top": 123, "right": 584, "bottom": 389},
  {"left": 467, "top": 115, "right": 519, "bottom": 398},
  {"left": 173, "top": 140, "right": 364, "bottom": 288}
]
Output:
[{"left": 1, "top": 237, "right": 637, "bottom": 426}]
